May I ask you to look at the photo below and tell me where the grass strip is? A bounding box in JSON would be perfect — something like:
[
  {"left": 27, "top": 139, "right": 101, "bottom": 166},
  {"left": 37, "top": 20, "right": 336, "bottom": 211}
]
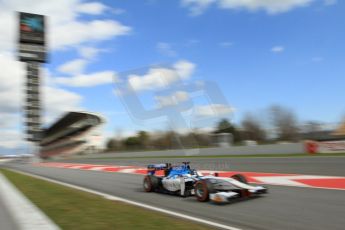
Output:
[{"left": 0, "top": 168, "right": 211, "bottom": 230}]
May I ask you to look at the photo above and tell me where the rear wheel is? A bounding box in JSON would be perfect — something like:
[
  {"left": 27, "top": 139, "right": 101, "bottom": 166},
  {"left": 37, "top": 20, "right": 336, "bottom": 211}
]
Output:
[
  {"left": 143, "top": 176, "right": 153, "bottom": 192},
  {"left": 195, "top": 180, "right": 210, "bottom": 202},
  {"left": 231, "top": 174, "right": 248, "bottom": 184},
  {"left": 143, "top": 175, "right": 161, "bottom": 192}
]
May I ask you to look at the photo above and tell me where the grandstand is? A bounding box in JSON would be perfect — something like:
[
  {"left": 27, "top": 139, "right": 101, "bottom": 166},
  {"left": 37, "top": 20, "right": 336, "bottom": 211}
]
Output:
[{"left": 40, "top": 112, "right": 104, "bottom": 158}]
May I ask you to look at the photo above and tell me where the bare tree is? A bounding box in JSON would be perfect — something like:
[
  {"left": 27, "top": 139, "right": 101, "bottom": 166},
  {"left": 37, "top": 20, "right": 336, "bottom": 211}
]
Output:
[
  {"left": 301, "top": 121, "right": 323, "bottom": 140},
  {"left": 179, "top": 131, "right": 212, "bottom": 148},
  {"left": 149, "top": 130, "right": 179, "bottom": 149},
  {"left": 303, "top": 121, "right": 322, "bottom": 133},
  {"left": 105, "top": 138, "right": 118, "bottom": 151},
  {"left": 241, "top": 113, "right": 267, "bottom": 142},
  {"left": 137, "top": 130, "right": 150, "bottom": 149},
  {"left": 214, "top": 119, "right": 241, "bottom": 142},
  {"left": 269, "top": 105, "right": 299, "bottom": 141}
]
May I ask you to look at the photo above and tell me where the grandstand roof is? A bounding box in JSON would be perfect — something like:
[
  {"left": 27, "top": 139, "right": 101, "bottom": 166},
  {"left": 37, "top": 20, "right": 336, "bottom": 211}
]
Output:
[{"left": 43, "top": 111, "right": 104, "bottom": 137}]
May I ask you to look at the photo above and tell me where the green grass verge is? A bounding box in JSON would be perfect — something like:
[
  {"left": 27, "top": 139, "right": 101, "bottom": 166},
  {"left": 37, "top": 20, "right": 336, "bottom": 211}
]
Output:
[
  {"left": 82, "top": 152, "right": 345, "bottom": 160},
  {"left": 0, "top": 168, "right": 211, "bottom": 230}
]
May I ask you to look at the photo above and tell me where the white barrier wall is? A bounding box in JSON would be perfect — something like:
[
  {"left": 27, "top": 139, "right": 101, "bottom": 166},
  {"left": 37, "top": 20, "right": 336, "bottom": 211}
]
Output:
[{"left": 73, "top": 143, "right": 305, "bottom": 158}]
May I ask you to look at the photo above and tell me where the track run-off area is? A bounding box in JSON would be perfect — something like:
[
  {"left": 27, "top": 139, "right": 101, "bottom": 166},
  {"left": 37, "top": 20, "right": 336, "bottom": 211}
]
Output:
[{"left": 3, "top": 156, "right": 345, "bottom": 230}]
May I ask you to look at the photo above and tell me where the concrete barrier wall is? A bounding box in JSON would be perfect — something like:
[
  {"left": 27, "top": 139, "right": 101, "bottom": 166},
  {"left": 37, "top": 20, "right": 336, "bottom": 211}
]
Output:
[{"left": 72, "top": 143, "right": 305, "bottom": 158}]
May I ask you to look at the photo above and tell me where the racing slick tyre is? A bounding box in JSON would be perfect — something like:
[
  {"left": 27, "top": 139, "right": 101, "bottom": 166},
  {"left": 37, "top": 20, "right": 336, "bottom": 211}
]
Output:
[
  {"left": 195, "top": 180, "right": 214, "bottom": 202},
  {"left": 143, "top": 175, "right": 161, "bottom": 192},
  {"left": 143, "top": 175, "right": 154, "bottom": 192},
  {"left": 231, "top": 174, "right": 248, "bottom": 184}
]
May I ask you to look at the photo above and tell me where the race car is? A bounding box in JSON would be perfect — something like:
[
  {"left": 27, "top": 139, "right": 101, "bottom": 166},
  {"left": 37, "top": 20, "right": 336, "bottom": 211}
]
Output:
[{"left": 143, "top": 162, "right": 268, "bottom": 203}]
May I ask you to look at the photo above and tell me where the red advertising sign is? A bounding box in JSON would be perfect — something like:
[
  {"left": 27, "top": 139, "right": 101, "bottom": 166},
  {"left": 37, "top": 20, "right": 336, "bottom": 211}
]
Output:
[{"left": 305, "top": 140, "right": 345, "bottom": 154}]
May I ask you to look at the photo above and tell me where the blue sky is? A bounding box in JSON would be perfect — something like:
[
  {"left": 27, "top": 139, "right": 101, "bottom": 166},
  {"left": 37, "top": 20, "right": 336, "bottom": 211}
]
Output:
[{"left": 0, "top": 0, "right": 344, "bottom": 152}]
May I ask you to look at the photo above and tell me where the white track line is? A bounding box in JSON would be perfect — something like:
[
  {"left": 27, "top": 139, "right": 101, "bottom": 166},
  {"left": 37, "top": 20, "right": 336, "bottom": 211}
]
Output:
[{"left": 9, "top": 169, "right": 242, "bottom": 230}]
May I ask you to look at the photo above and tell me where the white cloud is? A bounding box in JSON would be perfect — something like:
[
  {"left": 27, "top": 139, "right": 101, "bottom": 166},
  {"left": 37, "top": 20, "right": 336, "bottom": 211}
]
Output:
[
  {"left": 39, "top": 69, "right": 84, "bottom": 124},
  {"left": 156, "top": 42, "right": 177, "bottom": 57},
  {"left": 76, "top": 2, "right": 108, "bottom": 15},
  {"left": 195, "top": 104, "right": 235, "bottom": 117},
  {"left": 128, "top": 69, "right": 177, "bottom": 91},
  {"left": 42, "top": 86, "right": 83, "bottom": 121},
  {"left": 218, "top": 0, "right": 314, "bottom": 14},
  {"left": 128, "top": 60, "right": 195, "bottom": 91},
  {"left": 55, "top": 71, "right": 116, "bottom": 87},
  {"left": 79, "top": 46, "right": 102, "bottom": 59},
  {"left": 58, "top": 46, "right": 106, "bottom": 76},
  {"left": 271, "top": 46, "right": 285, "bottom": 53},
  {"left": 0, "top": 13, "right": 15, "bottom": 53},
  {"left": 0, "top": 130, "right": 26, "bottom": 149},
  {"left": 181, "top": 0, "right": 315, "bottom": 15},
  {"left": 174, "top": 60, "right": 196, "bottom": 79},
  {"left": 181, "top": 0, "right": 216, "bottom": 16},
  {"left": 175, "top": 91, "right": 190, "bottom": 102},
  {"left": 58, "top": 59, "right": 87, "bottom": 75},
  {"left": 0, "top": 53, "right": 25, "bottom": 114},
  {"left": 0, "top": 89, "right": 22, "bottom": 114},
  {"left": 0, "top": 113, "right": 19, "bottom": 129},
  {"left": 155, "top": 91, "right": 190, "bottom": 107},
  {"left": 51, "top": 20, "right": 131, "bottom": 50}
]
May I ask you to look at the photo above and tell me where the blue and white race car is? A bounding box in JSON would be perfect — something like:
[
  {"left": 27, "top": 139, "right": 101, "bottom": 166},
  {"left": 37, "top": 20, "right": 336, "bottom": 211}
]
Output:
[{"left": 143, "top": 162, "right": 267, "bottom": 203}]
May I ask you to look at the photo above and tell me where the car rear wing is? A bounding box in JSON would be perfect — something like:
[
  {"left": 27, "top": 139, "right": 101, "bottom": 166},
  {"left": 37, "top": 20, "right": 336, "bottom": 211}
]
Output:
[
  {"left": 147, "top": 162, "right": 192, "bottom": 175},
  {"left": 147, "top": 163, "right": 171, "bottom": 175}
]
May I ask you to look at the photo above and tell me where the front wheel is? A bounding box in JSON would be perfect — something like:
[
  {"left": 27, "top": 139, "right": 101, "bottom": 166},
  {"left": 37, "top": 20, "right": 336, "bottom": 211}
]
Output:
[{"left": 194, "top": 180, "right": 210, "bottom": 202}]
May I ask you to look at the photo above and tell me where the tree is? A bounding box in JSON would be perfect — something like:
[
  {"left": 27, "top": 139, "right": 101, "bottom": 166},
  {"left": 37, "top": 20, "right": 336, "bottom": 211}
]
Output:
[
  {"left": 214, "top": 118, "right": 241, "bottom": 142},
  {"left": 192, "top": 131, "right": 212, "bottom": 147},
  {"left": 123, "top": 136, "right": 141, "bottom": 149},
  {"left": 137, "top": 131, "right": 150, "bottom": 149},
  {"left": 241, "top": 113, "right": 266, "bottom": 142},
  {"left": 179, "top": 132, "right": 200, "bottom": 148},
  {"left": 106, "top": 138, "right": 118, "bottom": 151},
  {"left": 269, "top": 105, "right": 299, "bottom": 141}
]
